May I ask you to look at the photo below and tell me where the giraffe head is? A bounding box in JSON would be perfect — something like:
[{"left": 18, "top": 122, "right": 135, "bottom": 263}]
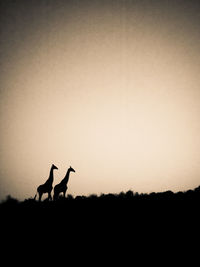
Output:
[
  {"left": 69, "top": 166, "right": 75, "bottom": 173},
  {"left": 52, "top": 164, "right": 58, "bottom": 170}
]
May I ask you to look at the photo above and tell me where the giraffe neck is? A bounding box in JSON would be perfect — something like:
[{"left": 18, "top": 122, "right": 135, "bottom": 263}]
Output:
[
  {"left": 46, "top": 166, "right": 54, "bottom": 185},
  {"left": 61, "top": 169, "right": 71, "bottom": 185}
]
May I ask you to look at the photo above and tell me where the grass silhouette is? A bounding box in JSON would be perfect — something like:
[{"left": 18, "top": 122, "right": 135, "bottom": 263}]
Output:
[
  {"left": 1, "top": 186, "right": 199, "bottom": 251},
  {"left": 1, "top": 186, "right": 200, "bottom": 219}
]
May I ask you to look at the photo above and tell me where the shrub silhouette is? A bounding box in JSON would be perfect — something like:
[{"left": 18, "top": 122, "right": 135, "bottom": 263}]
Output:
[{"left": 1, "top": 186, "right": 200, "bottom": 225}]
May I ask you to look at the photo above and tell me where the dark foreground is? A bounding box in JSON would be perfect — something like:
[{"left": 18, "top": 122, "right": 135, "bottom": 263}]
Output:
[
  {"left": 1, "top": 186, "right": 200, "bottom": 224},
  {"left": 1, "top": 187, "right": 199, "bottom": 260}
]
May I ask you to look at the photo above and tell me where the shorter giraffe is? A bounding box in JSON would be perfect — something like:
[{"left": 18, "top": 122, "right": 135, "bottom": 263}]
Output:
[
  {"left": 35, "top": 164, "right": 58, "bottom": 201},
  {"left": 53, "top": 166, "right": 75, "bottom": 200}
]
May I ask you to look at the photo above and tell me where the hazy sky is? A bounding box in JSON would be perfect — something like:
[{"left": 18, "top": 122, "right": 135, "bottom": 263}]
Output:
[{"left": 1, "top": 0, "right": 200, "bottom": 200}]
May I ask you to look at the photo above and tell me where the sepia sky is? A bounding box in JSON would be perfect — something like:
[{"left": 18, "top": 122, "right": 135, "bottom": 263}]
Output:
[{"left": 1, "top": 0, "right": 200, "bottom": 200}]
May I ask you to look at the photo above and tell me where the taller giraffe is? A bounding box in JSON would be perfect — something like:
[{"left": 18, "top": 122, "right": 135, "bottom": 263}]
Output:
[
  {"left": 35, "top": 164, "right": 58, "bottom": 201},
  {"left": 53, "top": 166, "right": 75, "bottom": 200}
]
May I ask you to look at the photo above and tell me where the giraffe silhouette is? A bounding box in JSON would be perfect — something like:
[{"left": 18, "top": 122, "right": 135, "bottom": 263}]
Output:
[
  {"left": 35, "top": 164, "right": 58, "bottom": 201},
  {"left": 53, "top": 166, "right": 75, "bottom": 200}
]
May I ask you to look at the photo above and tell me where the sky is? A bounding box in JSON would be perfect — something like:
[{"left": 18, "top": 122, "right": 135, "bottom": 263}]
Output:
[{"left": 0, "top": 0, "right": 200, "bottom": 201}]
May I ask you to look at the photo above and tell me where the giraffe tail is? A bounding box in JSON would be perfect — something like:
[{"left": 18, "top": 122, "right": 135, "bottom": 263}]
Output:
[{"left": 34, "top": 192, "right": 37, "bottom": 201}]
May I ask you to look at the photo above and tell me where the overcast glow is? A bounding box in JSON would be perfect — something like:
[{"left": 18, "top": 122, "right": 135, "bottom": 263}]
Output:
[{"left": 0, "top": 1, "right": 200, "bottom": 200}]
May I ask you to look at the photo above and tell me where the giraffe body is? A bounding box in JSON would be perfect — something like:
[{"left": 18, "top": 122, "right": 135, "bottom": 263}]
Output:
[
  {"left": 35, "top": 164, "right": 58, "bottom": 201},
  {"left": 53, "top": 166, "right": 75, "bottom": 200}
]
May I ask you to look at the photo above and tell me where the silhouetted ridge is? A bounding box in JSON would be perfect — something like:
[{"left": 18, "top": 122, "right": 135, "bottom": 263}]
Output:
[
  {"left": 1, "top": 185, "right": 200, "bottom": 209},
  {"left": 1, "top": 186, "right": 200, "bottom": 236}
]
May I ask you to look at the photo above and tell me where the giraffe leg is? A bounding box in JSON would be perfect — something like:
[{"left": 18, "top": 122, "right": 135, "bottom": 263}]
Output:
[
  {"left": 53, "top": 189, "right": 58, "bottom": 200},
  {"left": 39, "top": 192, "right": 42, "bottom": 202},
  {"left": 48, "top": 192, "right": 52, "bottom": 201},
  {"left": 63, "top": 186, "right": 68, "bottom": 198}
]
